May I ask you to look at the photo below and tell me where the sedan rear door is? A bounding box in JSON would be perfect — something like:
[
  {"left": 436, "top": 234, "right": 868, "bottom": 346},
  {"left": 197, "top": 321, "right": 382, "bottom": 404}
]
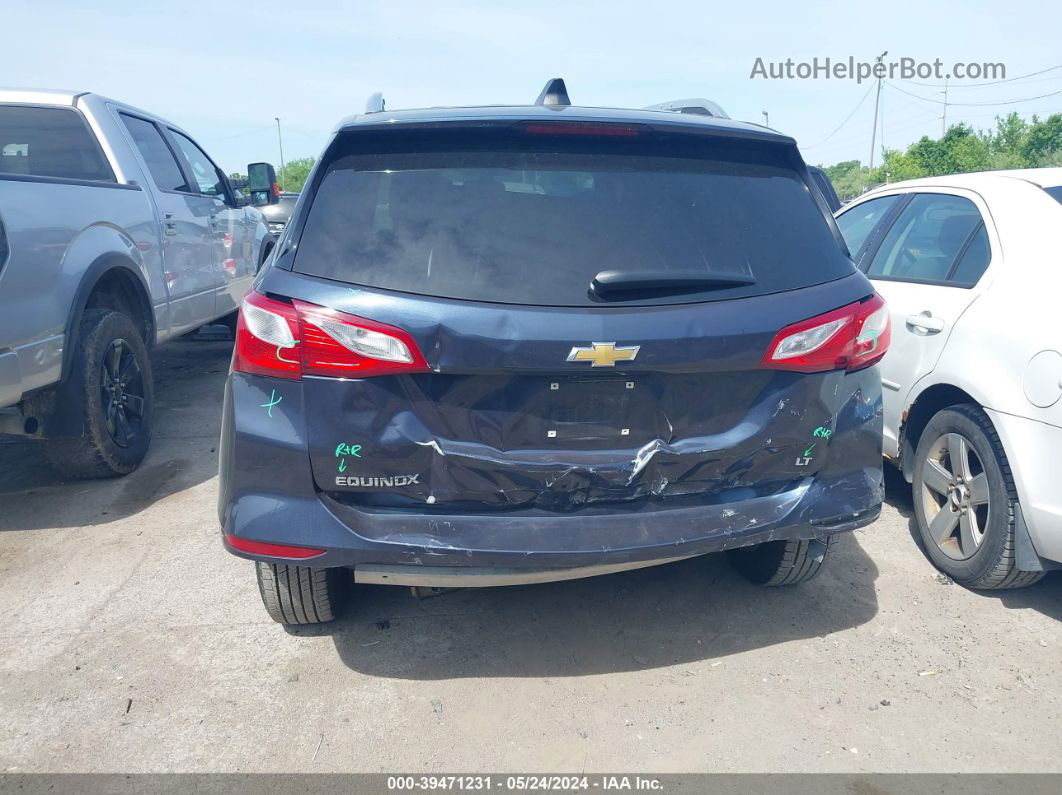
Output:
[{"left": 854, "top": 190, "right": 994, "bottom": 456}]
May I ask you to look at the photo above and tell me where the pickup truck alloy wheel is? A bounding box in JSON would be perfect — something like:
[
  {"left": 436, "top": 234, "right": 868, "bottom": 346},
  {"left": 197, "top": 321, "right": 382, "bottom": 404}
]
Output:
[{"left": 100, "top": 338, "right": 145, "bottom": 448}]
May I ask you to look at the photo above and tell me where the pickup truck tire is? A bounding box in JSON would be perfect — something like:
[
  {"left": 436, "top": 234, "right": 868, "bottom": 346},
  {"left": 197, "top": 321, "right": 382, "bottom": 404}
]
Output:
[
  {"left": 727, "top": 536, "right": 833, "bottom": 586},
  {"left": 256, "top": 562, "right": 346, "bottom": 625},
  {"left": 45, "top": 309, "right": 154, "bottom": 479},
  {"left": 911, "top": 405, "right": 1044, "bottom": 590}
]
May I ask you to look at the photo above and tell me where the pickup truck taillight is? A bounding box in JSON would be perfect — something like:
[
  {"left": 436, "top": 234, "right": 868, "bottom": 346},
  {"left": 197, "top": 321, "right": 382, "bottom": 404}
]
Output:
[
  {"left": 232, "top": 291, "right": 430, "bottom": 380},
  {"left": 762, "top": 294, "right": 891, "bottom": 373}
]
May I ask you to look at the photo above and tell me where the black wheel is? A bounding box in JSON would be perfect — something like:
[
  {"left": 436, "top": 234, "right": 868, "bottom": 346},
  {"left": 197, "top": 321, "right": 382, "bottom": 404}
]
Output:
[
  {"left": 45, "top": 309, "right": 153, "bottom": 479},
  {"left": 728, "top": 536, "right": 834, "bottom": 586},
  {"left": 256, "top": 562, "right": 348, "bottom": 625},
  {"left": 912, "top": 404, "right": 1043, "bottom": 590}
]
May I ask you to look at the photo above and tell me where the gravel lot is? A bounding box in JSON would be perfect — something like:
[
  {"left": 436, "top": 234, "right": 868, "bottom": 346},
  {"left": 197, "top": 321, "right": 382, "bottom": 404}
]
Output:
[{"left": 1, "top": 333, "right": 1060, "bottom": 773}]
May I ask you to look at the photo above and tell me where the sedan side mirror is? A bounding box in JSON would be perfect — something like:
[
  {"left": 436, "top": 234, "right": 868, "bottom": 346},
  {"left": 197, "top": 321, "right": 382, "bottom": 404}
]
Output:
[{"left": 247, "top": 162, "right": 279, "bottom": 207}]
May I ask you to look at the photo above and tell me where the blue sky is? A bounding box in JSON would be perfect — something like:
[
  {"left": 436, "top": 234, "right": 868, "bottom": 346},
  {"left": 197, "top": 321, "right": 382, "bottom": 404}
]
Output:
[{"left": 3, "top": 0, "right": 1060, "bottom": 174}]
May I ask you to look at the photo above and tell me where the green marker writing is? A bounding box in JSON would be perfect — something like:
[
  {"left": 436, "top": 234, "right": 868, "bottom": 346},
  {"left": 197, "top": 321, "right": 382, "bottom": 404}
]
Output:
[{"left": 260, "top": 389, "right": 282, "bottom": 418}]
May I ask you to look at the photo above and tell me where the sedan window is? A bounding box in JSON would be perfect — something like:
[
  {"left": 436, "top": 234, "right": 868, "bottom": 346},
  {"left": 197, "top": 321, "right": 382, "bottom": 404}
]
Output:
[
  {"left": 835, "top": 195, "right": 900, "bottom": 261},
  {"left": 867, "top": 194, "right": 985, "bottom": 284},
  {"left": 950, "top": 223, "right": 990, "bottom": 285}
]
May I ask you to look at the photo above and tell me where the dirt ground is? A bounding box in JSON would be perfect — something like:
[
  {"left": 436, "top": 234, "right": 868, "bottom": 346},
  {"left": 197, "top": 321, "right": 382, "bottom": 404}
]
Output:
[{"left": 1, "top": 333, "right": 1059, "bottom": 773}]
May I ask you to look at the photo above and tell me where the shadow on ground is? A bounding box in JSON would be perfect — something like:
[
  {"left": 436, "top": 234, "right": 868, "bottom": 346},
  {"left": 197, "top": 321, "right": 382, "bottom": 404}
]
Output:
[
  {"left": 0, "top": 330, "right": 232, "bottom": 531},
  {"left": 884, "top": 462, "right": 1062, "bottom": 622},
  {"left": 298, "top": 532, "right": 880, "bottom": 679}
]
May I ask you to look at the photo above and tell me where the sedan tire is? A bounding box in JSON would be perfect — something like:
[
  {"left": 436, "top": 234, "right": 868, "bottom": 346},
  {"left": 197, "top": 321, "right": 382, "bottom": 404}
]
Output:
[{"left": 911, "top": 404, "right": 1043, "bottom": 590}]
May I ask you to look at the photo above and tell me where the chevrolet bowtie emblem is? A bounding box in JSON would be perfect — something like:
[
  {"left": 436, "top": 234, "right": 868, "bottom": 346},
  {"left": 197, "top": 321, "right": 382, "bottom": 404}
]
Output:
[{"left": 566, "top": 342, "right": 640, "bottom": 367}]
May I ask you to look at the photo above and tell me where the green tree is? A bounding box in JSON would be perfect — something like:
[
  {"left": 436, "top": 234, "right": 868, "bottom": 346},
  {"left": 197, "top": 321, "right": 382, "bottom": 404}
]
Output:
[
  {"left": 277, "top": 157, "right": 316, "bottom": 193},
  {"left": 1022, "top": 114, "right": 1062, "bottom": 165},
  {"left": 819, "top": 111, "right": 1062, "bottom": 197},
  {"left": 818, "top": 159, "right": 877, "bottom": 199},
  {"left": 874, "top": 148, "right": 926, "bottom": 182},
  {"left": 989, "top": 113, "right": 1029, "bottom": 160}
]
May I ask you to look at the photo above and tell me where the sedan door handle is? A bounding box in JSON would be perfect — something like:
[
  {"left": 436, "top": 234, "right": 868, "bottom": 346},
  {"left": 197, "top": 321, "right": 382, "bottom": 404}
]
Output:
[{"left": 905, "top": 312, "right": 945, "bottom": 333}]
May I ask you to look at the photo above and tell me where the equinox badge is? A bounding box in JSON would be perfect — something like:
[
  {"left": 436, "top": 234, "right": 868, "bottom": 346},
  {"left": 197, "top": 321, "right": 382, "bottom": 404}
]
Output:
[{"left": 566, "top": 342, "right": 640, "bottom": 367}]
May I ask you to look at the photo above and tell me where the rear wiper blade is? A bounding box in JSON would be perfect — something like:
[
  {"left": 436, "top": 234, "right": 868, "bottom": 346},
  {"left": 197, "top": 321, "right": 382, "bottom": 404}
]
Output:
[{"left": 590, "top": 269, "right": 756, "bottom": 296}]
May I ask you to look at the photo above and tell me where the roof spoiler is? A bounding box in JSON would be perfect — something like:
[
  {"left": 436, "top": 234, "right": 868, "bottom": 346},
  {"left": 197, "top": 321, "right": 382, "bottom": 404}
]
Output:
[
  {"left": 535, "top": 78, "right": 570, "bottom": 107},
  {"left": 644, "top": 98, "right": 730, "bottom": 119}
]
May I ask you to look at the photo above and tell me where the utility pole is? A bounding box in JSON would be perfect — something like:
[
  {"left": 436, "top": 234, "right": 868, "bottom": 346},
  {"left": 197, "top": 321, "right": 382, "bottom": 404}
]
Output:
[
  {"left": 940, "top": 78, "right": 949, "bottom": 136},
  {"left": 869, "top": 50, "right": 888, "bottom": 169},
  {"left": 274, "top": 117, "right": 286, "bottom": 192},
  {"left": 762, "top": 110, "right": 769, "bottom": 127}
]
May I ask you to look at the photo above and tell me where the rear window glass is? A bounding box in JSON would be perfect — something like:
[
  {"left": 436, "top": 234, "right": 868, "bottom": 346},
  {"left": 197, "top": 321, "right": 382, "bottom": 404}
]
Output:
[
  {"left": 0, "top": 105, "right": 113, "bottom": 182},
  {"left": 293, "top": 129, "right": 853, "bottom": 306},
  {"left": 1045, "top": 185, "right": 1062, "bottom": 205}
]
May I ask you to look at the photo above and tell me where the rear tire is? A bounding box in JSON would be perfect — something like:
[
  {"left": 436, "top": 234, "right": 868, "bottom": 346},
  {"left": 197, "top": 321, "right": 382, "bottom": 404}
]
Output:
[
  {"left": 255, "top": 562, "right": 347, "bottom": 625},
  {"left": 911, "top": 404, "right": 1044, "bottom": 590},
  {"left": 45, "top": 309, "right": 153, "bottom": 479},
  {"left": 728, "top": 536, "right": 834, "bottom": 586}
]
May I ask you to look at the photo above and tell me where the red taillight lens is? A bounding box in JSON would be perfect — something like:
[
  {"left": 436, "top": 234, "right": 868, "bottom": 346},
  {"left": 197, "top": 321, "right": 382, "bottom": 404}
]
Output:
[
  {"left": 293, "top": 300, "right": 430, "bottom": 378},
  {"left": 224, "top": 534, "right": 325, "bottom": 559},
  {"left": 232, "top": 292, "right": 430, "bottom": 380},
  {"left": 762, "top": 294, "right": 891, "bottom": 373},
  {"left": 233, "top": 291, "right": 301, "bottom": 379}
]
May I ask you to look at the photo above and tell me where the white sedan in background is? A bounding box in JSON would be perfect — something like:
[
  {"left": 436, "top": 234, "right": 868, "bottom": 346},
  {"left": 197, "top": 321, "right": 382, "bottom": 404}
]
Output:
[{"left": 835, "top": 168, "right": 1062, "bottom": 589}]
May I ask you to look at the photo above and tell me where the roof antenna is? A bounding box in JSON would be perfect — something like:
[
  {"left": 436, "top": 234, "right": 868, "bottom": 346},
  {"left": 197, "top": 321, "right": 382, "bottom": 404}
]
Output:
[
  {"left": 535, "top": 78, "right": 570, "bottom": 108},
  {"left": 365, "top": 92, "right": 385, "bottom": 113}
]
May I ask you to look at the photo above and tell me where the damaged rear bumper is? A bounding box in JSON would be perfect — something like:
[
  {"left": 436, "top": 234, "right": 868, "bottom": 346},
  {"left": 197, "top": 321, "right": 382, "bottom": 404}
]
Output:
[{"left": 220, "top": 467, "right": 882, "bottom": 571}]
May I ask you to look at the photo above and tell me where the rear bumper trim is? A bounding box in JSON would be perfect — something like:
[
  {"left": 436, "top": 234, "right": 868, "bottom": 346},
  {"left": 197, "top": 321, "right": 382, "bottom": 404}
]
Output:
[{"left": 354, "top": 555, "right": 694, "bottom": 587}]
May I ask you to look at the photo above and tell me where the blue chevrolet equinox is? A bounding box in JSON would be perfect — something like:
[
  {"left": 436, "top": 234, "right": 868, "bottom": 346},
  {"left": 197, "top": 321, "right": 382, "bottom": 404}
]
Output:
[{"left": 218, "top": 82, "right": 890, "bottom": 625}]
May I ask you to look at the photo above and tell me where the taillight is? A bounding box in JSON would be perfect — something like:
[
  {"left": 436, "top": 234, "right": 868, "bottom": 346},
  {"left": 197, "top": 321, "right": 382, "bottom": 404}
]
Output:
[
  {"left": 232, "top": 291, "right": 430, "bottom": 380},
  {"left": 762, "top": 294, "right": 891, "bottom": 373},
  {"left": 233, "top": 291, "right": 301, "bottom": 379},
  {"left": 293, "top": 300, "right": 429, "bottom": 378}
]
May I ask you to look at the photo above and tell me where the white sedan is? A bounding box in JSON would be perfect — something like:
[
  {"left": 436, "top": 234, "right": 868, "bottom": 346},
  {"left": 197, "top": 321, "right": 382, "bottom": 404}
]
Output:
[{"left": 835, "top": 168, "right": 1062, "bottom": 589}]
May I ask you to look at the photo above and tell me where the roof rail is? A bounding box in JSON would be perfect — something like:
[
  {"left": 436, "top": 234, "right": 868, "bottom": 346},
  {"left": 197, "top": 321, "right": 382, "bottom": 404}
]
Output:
[
  {"left": 365, "top": 92, "right": 386, "bottom": 113},
  {"left": 535, "top": 78, "right": 570, "bottom": 108},
  {"left": 643, "top": 98, "right": 729, "bottom": 119}
]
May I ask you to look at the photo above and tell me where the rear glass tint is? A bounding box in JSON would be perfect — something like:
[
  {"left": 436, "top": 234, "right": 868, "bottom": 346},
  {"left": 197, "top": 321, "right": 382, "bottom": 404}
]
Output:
[
  {"left": 0, "top": 105, "right": 113, "bottom": 182},
  {"left": 293, "top": 129, "right": 853, "bottom": 305}
]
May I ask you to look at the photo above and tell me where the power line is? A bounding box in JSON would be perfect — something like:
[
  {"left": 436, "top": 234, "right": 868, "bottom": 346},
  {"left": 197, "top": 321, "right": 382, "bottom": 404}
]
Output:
[
  {"left": 885, "top": 81, "right": 1062, "bottom": 107},
  {"left": 802, "top": 83, "right": 875, "bottom": 149},
  {"left": 898, "top": 63, "right": 1062, "bottom": 89}
]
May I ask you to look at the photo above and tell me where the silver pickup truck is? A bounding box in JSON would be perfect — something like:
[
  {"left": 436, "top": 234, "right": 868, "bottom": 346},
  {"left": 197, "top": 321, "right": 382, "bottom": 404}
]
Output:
[{"left": 0, "top": 88, "right": 279, "bottom": 478}]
